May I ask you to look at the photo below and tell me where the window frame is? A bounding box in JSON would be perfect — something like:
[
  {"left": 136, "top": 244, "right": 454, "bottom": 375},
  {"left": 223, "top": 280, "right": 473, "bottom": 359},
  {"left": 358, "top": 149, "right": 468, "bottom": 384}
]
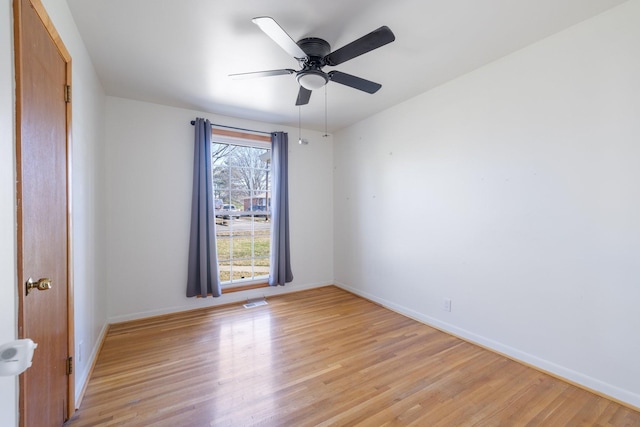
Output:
[{"left": 211, "top": 128, "right": 272, "bottom": 292}]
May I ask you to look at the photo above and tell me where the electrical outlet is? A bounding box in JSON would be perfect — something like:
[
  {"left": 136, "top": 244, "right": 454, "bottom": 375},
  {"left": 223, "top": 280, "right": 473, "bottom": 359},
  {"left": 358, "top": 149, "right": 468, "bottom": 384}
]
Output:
[{"left": 443, "top": 298, "right": 452, "bottom": 312}]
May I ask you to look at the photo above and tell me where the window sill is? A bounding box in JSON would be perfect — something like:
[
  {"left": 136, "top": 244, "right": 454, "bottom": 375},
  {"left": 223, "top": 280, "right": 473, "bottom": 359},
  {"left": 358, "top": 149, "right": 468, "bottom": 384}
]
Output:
[{"left": 221, "top": 282, "right": 270, "bottom": 294}]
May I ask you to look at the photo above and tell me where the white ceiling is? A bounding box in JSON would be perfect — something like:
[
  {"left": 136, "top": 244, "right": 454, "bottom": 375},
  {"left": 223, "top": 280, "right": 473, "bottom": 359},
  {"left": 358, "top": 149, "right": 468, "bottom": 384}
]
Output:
[{"left": 66, "top": 0, "right": 628, "bottom": 133}]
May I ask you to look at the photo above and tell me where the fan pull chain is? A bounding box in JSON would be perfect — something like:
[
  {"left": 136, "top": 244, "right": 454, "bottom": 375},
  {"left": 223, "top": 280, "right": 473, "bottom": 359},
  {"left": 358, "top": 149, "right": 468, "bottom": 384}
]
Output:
[
  {"left": 298, "top": 106, "right": 302, "bottom": 144},
  {"left": 323, "top": 85, "right": 329, "bottom": 138}
]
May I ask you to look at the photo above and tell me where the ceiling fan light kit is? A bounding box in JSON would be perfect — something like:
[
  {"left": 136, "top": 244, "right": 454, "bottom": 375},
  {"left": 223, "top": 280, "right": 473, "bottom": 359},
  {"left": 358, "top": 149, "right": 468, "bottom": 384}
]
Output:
[
  {"left": 297, "top": 70, "right": 328, "bottom": 90},
  {"left": 230, "top": 16, "right": 395, "bottom": 106}
]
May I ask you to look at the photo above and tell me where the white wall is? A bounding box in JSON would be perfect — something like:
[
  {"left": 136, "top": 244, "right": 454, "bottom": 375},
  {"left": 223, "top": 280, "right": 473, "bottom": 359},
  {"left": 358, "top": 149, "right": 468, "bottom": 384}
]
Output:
[
  {"left": 334, "top": 0, "right": 640, "bottom": 408},
  {"left": 0, "top": 0, "right": 17, "bottom": 424},
  {"left": 105, "top": 97, "right": 333, "bottom": 322}
]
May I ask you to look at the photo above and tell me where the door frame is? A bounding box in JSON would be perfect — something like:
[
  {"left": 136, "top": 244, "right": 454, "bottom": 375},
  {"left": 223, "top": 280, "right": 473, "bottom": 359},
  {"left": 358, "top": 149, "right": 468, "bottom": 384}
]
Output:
[{"left": 13, "top": 0, "right": 75, "bottom": 421}]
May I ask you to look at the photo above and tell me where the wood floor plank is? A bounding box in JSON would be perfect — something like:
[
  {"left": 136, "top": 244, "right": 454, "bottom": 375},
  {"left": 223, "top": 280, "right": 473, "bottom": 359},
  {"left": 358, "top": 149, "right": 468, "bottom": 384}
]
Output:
[{"left": 65, "top": 286, "right": 640, "bottom": 426}]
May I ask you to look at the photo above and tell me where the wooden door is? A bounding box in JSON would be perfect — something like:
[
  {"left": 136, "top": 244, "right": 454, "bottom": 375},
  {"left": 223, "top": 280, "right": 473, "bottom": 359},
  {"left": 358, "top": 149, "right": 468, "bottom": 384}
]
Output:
[{"left": 14, "top": 0, "right": 74, "bottom": 425}]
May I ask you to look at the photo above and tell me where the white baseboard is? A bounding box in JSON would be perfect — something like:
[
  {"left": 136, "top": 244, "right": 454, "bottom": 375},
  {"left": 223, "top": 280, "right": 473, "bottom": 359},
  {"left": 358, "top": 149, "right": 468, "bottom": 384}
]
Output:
[
  {"left": 334, "top": 282, "right": 640, "bottom": 410},
  {"left": 75, "top": 322, "right": 109, "bottom": 407},
  {"left": 107, "top": 281, "right": 331, "bottom": 324}
]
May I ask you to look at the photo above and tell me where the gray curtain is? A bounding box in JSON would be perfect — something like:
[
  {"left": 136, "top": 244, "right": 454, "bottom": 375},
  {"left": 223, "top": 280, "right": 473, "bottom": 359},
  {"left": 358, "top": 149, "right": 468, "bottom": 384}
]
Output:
[
  {"left": 269, "top": 131, "right": 294, "bottom": 286},
  {"left": 186, "top": 118, "right": 221, "bottom": 297}
]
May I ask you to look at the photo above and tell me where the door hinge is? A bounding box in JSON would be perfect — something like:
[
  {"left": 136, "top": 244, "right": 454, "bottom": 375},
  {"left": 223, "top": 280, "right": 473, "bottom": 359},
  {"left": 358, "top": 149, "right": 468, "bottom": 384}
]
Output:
[
  {"left": 66, "top": 356, "right": 73, "bottom": 375},
  {"left": 64, "top": 85, "right": 71, "bottom": 103}
]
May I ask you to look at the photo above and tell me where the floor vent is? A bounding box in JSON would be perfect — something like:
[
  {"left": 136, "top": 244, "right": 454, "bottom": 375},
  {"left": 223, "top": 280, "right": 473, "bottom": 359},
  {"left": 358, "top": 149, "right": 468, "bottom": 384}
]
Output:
[{"left": 243, "top": 298, "right": 267, "bottom": 309}]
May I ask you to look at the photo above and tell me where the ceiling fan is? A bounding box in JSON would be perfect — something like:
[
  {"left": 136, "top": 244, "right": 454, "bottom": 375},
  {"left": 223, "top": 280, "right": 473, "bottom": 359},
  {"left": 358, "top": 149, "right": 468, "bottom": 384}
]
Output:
[{"left": 230, "top": 17, "right": 395, "bottom": 106}]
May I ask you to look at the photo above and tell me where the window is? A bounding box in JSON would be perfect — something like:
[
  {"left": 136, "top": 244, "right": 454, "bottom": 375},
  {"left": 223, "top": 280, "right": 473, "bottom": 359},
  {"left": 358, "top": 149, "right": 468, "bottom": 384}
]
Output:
[{"left": 211, "top": 130, "right": 271, "bottom": 288}]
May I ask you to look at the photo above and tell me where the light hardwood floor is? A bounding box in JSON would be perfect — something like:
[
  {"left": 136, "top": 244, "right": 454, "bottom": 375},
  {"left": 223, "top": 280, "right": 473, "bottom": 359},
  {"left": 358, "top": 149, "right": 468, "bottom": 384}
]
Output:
[{"left": 65, "top": 286, "right": 640, "bottom": 426}]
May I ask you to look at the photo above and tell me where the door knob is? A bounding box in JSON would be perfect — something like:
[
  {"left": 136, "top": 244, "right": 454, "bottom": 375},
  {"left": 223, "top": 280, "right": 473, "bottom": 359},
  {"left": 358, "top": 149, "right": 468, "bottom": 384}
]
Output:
[{"left": 26, "top": 277, "right": 52, "bottom": 295}]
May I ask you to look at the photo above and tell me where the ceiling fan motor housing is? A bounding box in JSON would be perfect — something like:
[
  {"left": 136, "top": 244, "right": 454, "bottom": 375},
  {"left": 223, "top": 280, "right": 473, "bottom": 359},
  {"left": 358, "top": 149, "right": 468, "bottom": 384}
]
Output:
[
  {"left": 296, "top": 37, "right": 331, "bottom": 90},
  {"left": 297, "top": 37, "right": 331, "bottom": 66}
]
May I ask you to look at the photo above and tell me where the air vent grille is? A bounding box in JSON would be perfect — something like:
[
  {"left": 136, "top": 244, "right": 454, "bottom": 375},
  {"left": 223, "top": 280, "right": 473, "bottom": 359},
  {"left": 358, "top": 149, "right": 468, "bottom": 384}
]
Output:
[{"left": 243, "top": 298, "right": 267, "bottom": 309}]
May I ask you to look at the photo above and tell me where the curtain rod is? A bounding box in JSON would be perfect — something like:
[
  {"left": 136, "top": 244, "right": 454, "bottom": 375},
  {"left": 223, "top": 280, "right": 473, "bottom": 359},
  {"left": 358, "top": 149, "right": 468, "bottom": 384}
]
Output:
[{"left": 190, "top": 120, "right": 273, "bottom": 136}]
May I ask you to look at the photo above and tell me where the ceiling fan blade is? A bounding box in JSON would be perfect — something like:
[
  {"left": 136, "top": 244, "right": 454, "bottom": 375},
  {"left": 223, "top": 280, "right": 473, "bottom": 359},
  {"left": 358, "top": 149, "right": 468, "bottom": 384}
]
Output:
[
  {"left": 229, "top": 69, "right": 296, "bottom": 79},
  {"left": 296, "top": 87, "right": 312, "bottom": 106},
  {"left": 325, "top": 26, "right": 395, "bottom": 66},
  {"left": 328, "top": 71, "right": 381, "bottom": 94},
  {"left": 252, "top": 17, "right": 307, "bottom": 60}
]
